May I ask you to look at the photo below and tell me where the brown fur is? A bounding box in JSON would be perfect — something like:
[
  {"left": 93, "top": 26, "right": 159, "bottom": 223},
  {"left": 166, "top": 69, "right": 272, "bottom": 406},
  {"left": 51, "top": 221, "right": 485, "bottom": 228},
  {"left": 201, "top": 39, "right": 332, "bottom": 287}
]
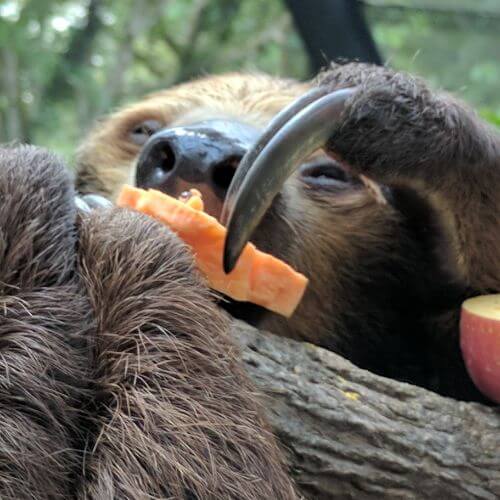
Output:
[
  {"left": 316, "top": 63, "right": 500, "bottom": 398},
  {"left": 0, "top": 146, "right": 91, "bottom": 499},
  {"left": 317, "top": 63, "right": 500, "bottom": 291},
  {"left": 75, "top": 65, "right": 500, "bottom": 403},
  {"left": 76, "top": 209, "right": 296, "bottom": 499},
  {"left": 0, "top": 145, "right": 297, "bottom": 498}
]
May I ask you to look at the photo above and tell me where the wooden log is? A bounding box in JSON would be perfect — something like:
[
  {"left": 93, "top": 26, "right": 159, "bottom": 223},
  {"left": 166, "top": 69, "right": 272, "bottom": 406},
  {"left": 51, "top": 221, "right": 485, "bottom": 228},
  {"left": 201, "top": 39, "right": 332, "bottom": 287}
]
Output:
[{"left": 231, "top": 320, "right": 500, "bottom": 499}]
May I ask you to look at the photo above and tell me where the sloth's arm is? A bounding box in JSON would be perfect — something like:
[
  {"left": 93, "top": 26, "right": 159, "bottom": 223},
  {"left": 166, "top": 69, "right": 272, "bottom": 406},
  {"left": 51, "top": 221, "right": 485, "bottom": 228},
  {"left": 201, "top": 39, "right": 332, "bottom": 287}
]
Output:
[
  {"left": 0, "top": 147, "right": 295, "bottom": 499},
  {"left": 0, "top": 147, "right": 91, "bottom": 499},
  {"left": 320, "top": 62, "right": 500, "bottom": 290},
  {"left": 76, "top": 209, "right": 296, "bottom": 500},
  {"left": 320, "top": 62, "right": 500, "bottom": 185}
]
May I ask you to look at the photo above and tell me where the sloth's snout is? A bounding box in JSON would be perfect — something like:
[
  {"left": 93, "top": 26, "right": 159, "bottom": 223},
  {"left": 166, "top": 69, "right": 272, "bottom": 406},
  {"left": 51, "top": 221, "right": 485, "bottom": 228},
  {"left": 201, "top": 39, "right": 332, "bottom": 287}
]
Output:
[{"left": 135, "top": 120, "right": 259, "bottom": 219}]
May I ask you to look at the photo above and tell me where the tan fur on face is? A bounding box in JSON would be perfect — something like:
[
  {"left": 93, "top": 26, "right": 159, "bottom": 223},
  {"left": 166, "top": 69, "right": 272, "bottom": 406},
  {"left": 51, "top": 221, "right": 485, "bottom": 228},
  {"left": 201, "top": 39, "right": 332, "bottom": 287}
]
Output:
[{"left": 76, "top": 73, "right": 309, "bottom": 200}]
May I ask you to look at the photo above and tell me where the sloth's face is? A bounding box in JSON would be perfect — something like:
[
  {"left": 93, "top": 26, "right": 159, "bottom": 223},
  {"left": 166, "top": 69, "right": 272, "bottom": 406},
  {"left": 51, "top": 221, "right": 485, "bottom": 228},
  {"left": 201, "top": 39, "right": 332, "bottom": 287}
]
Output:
[
  {"left": 76, "top": 73, "right": 395, "bottom": 346},
  {"left": 132, "top": 109, "right": 363, "bottom": 222}
]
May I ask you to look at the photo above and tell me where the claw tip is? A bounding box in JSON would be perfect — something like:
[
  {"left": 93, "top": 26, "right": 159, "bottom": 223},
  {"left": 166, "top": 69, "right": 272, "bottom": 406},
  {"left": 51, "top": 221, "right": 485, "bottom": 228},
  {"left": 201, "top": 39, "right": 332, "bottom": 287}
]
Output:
[{"left": 222, "top": 248, "right": 236, "bottom": 275}]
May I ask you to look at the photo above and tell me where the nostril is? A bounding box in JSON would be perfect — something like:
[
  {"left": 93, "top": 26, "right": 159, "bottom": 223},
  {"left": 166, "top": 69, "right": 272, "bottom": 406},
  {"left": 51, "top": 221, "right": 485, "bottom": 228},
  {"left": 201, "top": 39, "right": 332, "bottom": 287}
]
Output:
[
  {"left": 136, "top": 140, "right": 177, "bottom": 189},
  {"left": 212, "top": 156, "right": 240, "bottom": 191},
  {"left": 155, "top": 143, "right": 176, "bottom": 173}
]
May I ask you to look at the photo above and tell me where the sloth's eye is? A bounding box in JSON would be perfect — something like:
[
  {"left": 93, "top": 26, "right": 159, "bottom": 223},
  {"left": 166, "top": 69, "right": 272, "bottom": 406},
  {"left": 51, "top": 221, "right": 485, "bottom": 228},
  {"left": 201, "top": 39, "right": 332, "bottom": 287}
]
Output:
[
  {"left": 299, "top": 159, "right": 357, "bottom": 189},
  {"left": 129, "top": 120, "right": 163, "bottom": 146}
]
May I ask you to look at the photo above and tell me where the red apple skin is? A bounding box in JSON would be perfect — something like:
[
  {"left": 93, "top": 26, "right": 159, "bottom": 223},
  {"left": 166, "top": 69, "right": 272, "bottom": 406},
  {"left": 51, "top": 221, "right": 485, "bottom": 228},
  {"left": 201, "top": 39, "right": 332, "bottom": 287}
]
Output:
[{"left": 460, "top": 307, "right": 500, "bottom": 404}]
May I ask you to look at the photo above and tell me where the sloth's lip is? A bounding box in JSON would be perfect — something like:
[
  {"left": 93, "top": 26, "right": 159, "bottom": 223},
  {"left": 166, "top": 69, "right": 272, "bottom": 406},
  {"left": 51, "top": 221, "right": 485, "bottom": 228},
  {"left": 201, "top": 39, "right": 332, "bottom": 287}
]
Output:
[{"left": 221, "top": 86, "right": 357, "bottom": 273}]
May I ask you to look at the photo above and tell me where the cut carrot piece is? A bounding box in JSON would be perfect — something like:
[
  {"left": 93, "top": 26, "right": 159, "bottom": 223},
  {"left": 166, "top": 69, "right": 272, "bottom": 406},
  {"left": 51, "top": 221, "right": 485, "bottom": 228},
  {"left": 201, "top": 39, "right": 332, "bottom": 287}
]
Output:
[{"left": 117, "top": 185, "right": 309, "bottom": 317}]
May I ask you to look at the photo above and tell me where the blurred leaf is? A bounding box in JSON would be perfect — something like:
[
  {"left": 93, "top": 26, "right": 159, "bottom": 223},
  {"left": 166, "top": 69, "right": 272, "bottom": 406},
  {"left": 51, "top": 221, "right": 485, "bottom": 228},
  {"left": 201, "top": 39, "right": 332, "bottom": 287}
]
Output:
[{"left": 480, "top": 109, "right": 500, "bottom": 128}]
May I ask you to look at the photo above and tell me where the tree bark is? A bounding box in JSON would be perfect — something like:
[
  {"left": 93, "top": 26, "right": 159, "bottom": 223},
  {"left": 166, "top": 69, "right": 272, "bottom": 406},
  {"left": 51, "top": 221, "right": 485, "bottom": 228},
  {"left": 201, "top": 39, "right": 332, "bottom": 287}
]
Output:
[
  {"left": 104, "top": 0, "right": 170, "bottom": 109},
  {"left": 231, "top": 320, "right": 500, "bottom": 499}
]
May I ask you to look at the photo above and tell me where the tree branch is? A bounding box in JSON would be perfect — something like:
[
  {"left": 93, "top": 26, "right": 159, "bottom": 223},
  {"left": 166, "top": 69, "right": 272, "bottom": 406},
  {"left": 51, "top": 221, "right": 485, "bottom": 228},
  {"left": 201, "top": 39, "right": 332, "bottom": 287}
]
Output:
[
  {"left": 219, "top": 14, "right": 290, "bottom": 67},
  {"left": 163, "top": 31, "right": 183, "bottom": 57},
  {"left": 161, "top": 0, "right": 209, "bottom": 59},
  {"left": 132, "top": 49, "right": 168, "bottom": 80},
  {"left": 231, "top": 320, "right": 500, "bottom": 499},
  {"left": 101, "top": 0, "right": 170, "bottom": 111}
]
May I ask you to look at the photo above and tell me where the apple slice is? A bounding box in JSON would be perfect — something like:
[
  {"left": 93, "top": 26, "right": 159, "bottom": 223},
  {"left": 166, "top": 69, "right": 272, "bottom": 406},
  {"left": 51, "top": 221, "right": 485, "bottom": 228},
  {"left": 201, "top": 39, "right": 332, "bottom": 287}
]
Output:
[{"left": 460, "top": 295, "right": 500, "bottom": 403}]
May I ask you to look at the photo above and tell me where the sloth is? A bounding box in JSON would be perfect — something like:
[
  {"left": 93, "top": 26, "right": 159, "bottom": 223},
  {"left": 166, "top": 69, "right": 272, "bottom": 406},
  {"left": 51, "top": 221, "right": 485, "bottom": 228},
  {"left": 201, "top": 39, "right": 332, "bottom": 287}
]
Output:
[
  {"left": 1, "top": 61, "right": 498, "bottom": 498},
  {"left": 77, "top": 62, "right": 500, "bottom": 404}
]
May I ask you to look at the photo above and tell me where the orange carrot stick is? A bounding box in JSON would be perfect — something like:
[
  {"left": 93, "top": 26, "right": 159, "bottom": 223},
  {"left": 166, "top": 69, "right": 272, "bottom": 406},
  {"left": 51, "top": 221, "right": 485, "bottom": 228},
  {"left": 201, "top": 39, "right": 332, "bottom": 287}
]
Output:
[{"left": 117, "top": 185, "right": 308, "bottom": 317}]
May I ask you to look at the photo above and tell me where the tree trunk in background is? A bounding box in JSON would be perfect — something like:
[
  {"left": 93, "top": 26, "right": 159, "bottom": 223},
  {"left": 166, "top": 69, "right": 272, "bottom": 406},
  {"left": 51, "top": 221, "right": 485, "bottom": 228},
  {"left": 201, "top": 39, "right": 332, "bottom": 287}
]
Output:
[
  {"left": 285, "top": 0, "right": 382, "bottom": 75},
  {"left": 104, "top": 0, "right": 170, "bottom": 109},
  {"left": 231, "top": 320, "right": 500, "bottom": 499},
  {"left": 0, "top": 111, "right": 4, "bottom": 143},
  {"left": 45, "top": 0, "right": 104, "bottom": 101},
  {"left": 1, "top": 47, "right": 25, "bottom": 142}
]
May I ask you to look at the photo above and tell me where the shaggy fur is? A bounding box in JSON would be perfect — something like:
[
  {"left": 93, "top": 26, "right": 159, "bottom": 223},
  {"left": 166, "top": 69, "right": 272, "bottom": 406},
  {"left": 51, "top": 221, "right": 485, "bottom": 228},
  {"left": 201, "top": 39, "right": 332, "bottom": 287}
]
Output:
[
  {"left": 318, "top": 63, "right": 500, "bottom": 291},
  {"left": 76, "top": 210, "right": 296, "bottom": 499},
  {"left": 0, "top": 146, "right": 297, "bottom": 499},
  {"left": 76, "top": 63, "right": 500, "bottom": 404},
  {"left": 0, "top": 146, "right": 91, "bottom": 499}
]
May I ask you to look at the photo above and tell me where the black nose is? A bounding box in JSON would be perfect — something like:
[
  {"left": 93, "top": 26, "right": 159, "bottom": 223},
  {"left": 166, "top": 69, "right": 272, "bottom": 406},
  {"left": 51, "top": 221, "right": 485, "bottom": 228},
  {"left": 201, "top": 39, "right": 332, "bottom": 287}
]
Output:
[{"left": 135, "top": 121, "right": 259, "bottom": 201}]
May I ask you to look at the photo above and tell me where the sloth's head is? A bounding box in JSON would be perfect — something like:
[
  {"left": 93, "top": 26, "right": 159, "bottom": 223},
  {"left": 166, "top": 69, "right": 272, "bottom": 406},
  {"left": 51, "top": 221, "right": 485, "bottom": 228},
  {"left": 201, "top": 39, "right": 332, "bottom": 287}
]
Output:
[{"left": 76, "top": 72, "right": 456, "bottom": 382}]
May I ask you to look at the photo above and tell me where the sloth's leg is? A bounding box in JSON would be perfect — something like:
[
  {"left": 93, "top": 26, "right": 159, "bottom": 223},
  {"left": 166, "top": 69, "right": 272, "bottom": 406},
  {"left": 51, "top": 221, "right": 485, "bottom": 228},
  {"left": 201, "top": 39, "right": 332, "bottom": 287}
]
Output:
[
  {"left": 76, "top": 208, "right": 296, "bottom": 500},
  {"left": 0, "top": 146, "right": 91, "bottom": 499}
]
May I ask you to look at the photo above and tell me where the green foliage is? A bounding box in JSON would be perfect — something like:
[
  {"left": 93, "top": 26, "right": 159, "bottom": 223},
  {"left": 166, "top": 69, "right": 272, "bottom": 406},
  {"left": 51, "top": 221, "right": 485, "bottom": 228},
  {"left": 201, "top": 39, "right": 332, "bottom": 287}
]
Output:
[
  {"left": 0, "top": 0, "right": 310, "bottom": 160},
  {"left": 0, "top": 0, "right": 499, "bottom": 163},
  {"left": 365, "top": 3, "right": 500, "bottom": 127},
  {"left": 480, "top": 109, "right": 500, "bottom": 128}
]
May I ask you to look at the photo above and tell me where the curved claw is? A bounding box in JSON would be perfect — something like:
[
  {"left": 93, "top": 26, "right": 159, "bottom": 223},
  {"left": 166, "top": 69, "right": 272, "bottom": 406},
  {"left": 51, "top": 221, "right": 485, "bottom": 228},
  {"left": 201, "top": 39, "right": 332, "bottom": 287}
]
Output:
[
  {"left": 220, "top": 86, "right": 329, "bottom": 225},
  {"left": 222, "top": 87, "right": 356, "bottom": 274},
  {"left": 74, "top": 195, "right": 92, "bottom": 214}
]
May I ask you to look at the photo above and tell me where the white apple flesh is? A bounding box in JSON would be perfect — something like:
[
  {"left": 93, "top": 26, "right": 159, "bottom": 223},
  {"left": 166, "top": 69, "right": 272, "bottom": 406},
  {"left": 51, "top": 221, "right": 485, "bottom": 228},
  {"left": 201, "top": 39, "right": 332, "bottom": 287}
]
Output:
[{"left": 460, "top": 295, "right": 500, "bottom": 404}]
